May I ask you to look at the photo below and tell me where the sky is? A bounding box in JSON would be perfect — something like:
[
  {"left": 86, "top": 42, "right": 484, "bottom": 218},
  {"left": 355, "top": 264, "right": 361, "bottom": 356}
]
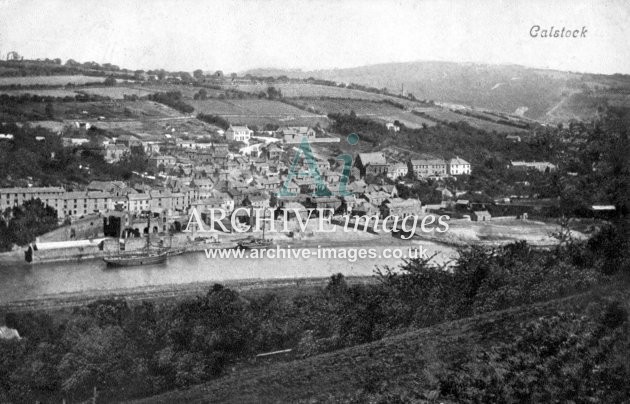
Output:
[{"left": 0, "top": 0, "right": 628, "bottom": 75}]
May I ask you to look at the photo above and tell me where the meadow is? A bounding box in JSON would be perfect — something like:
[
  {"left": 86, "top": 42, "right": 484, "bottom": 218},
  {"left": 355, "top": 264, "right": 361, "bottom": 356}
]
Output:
[
  {"left": 0, "top": 75, "right": 105, "bottom": 86},
  {"left": 287, "top": 98, "right": 437, "bottom": 128},
  {"left": 234, "top": 83, "right": 388, "bottom": 100},
  {"left": 423, "top": 108, "right": 527, "bottom": 133},
  {"left": 78, "top": 86, "right": 155, "bottom": 99},
  {"left": 189, "top": 98, "right": 326, "bottom": 127},
  {"left": 0, "top": 88, "right": 80, "bottom": 97}
]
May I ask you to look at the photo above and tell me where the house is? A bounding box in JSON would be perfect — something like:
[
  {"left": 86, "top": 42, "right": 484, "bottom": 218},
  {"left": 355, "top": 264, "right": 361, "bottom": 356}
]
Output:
[
  {"left": 248, "top": 194, "right": 270, "bottom": 209},
  {"left": 347, "top": 180, "right": 367, "bottom": 194},
  {"left": 410, "top": 157, "right": 447, "bottom": 178},
  {"left": 266, "top": 144, "right": 283, "bottom": 160},
  {"left": 307, "top": 196, "right": 341, "bottom": 212},
  {"left": 506, "top": 135, "right": 522, "bottom": 142},
  {"left": 141, "top": 141, "right": 161, "bottom": 155},
  {"left": 74, "top": 121, "right": 91, "bottom": 130},
  {"left": 381, "top": 198, "right": 422, "bottom": 218},
  {"left": 149, "top": 155, "right": 177, "bottom": 169},
  {"left": 437, "top": 187, "right": 454, "bottom": 200},
  {"left": 279, "top": 127, "right": 316, "bottom": 143},
  {"left": 62, "top": 137, "right": 90, "bottom": 147},
  {"left": 116, "top": 134, "right": 141, "bottom": 147},
  {"left": 103, "top": 144, "right": 129, "bottom": 163},
  {"left": 127, "top": 194, "right": 151, "bottom": 213},
  {"left": 455, "top": 199, "right": 470, "bottom": 209},
  {"left": 253, "top": 161, "right": 270, "bottom": 174},
  {"left": 385, "top": 122, "right": 400, "bottom": 132},
  {"left": 176, "top": 140, "right": 197, "bottom": 149},
  {"left": 471, "top": 210, "right": 491, "bottom": 221},
  {"left": 387, "top": 162, "right": 408, "bottom": 180},
  {"left": 191, "top": 178, "right": 214, "bottom": 192},
  {"left": 323, "top": 170, "right": 342, "bottom": 183},
  {"left": 365, "top": 184, "right": 398, "bottom": 198},
  {"left": 589, "top": 205, "right": 617, "bottom": 219},
  {"left": 192, "top": 192, "right": 234, "bottom": 212},
  {"left": 355, "top": 152, "right": 388, "bottom": 178},
  {"left": 362, "top": 191, "right": 391, "bottom": 206},
  {"left": 316, "top": 158, "right": 330, "bottom": 172},
  {"left": 259, "top": 177, "right": 282, "bottom": 191},
  {"left": 278, "top": 179, "right": 300, "bottom": 195},
  {"left": 0, "top": 326, "right": 20, "bottom": 340},
  {"left": 225, "top": 125, "right": 253, "bottom": 142},
  {"left": 510, "top": 161, "right": 557, "bottom": 173},
  {"left": 294, "top": 177, "right": 318, "bottom": 194},
  {"left": 352, "top": 200, "right": 380, "bottom": 216},
  {"left": 0, "top": 187, "right": 66, "bottom": 218},
  {"left": 447, "top": 157, "right": 471, "bottom": 176}
]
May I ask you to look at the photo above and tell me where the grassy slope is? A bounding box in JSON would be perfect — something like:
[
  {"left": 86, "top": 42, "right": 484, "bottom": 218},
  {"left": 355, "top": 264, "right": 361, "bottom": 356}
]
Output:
[
  {"left": 130, "top": 284, "right": 627, "bottom": 404},
  {"left": 245, "top": 62, "right": 630, "bottom": 122}
]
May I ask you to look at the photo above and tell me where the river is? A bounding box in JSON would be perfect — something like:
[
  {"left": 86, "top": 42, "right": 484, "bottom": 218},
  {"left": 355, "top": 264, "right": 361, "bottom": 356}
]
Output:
[{"left": 0, "top": 242, "right": 457, "bottom": 304}]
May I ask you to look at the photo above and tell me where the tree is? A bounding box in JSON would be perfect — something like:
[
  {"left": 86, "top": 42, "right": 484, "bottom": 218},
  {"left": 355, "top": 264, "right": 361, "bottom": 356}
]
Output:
[
  {"left": 103, "top": 76, "right": 117, "bottom": 86},
  {"left": 193, "top": 69, "right": 204, "bottom": 79},
  {"left": 45, "top": 102, "right": 54, "bottom": 119},
  {"left": 5, "top": 199, "right": 58, "bottom": 247},
  {"left": 266, "top": 86, "right": 282, "bottom": 99}
]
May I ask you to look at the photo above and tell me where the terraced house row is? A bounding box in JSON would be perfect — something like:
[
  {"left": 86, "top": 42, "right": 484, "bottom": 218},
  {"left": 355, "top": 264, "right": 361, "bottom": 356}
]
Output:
[
  {"left": 0, "top": 184, "right": 199, "bottom": 220},
  {"left": 355, "top": 153, "right": 471, "bottom": 179}
]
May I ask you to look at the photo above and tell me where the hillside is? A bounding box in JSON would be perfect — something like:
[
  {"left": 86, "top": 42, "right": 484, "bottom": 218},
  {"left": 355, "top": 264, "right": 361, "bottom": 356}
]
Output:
[
  {"left": 130, "top": 285, "right": 630, "bottom": 403},
  {"left": 244, "top": 61, "right": 630, "bottom": 123}
]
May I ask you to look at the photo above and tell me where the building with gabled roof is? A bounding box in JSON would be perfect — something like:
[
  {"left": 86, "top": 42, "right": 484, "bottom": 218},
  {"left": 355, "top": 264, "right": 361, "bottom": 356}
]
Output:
[
  {"left": 355, "top": 152, "right": 388, "bottom": 178},
  {"left": 279, "top": 126, "right": 316, "bottom": 143},
  {"left": 410, "top": 156, "right": 447, "bottom": 177},
  {"left": 225, "top": 125, "right": 253, "bottom": 142},
  {"left": 448, "top": 157, "right": 471, "bottom": 176}
]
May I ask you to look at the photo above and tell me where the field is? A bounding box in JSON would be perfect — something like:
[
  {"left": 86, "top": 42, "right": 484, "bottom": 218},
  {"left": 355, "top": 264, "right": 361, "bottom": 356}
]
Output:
[
  {"left": 0, "top": 86, "right": 157, "bottom": 100},
  {"left": 422, "top": 108, "right": 527, "bottom": 133},
  {"left": 232, "top": 82, "right": 430, "bottom": 108},
  {"left": 189, "top": 98, "right": 327, "bottom": 127},
  {"left": 0, "top": 88, "right": 81, "bottom": 97},
  {"left": 132, "top": 84, "right": 221, "bottom": 100},
  {"left": 235, "top": 83, "right": 390, "bottom": 100},
  {"left": 1, "top": 99, "right": 186, "bottom": 123},
  {"left": 77, "top": 86, "right": 155, "bottom": 99},
  {"left": 293, "top": 98, "right": 437, "bottom": 128},
  {"left": 51, "top": 100, "right": 185, "bottom": 120},
  {"left": 0, "top": 75, "right": 106, "bottom": 86}
]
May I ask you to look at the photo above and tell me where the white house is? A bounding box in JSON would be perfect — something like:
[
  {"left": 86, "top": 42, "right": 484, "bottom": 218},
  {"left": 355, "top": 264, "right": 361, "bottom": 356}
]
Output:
[
  {"left": 385, "top": 122, "right": 400, "bottom": 132},
  {"left": 225, "top": 125, "right": 253, "bottom": 142},
  {"left": 448, "top": 157, "right": 471, "bottom": 176}
]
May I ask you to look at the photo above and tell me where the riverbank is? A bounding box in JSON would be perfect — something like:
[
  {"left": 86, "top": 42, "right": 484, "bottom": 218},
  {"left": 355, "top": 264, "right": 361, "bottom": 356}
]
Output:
[
  {"left": 0, "top": 217, "right": 576, "bottom": 265},
  {"left": 0, "top": 275, "right": 377, "bottom": 313},
  {"left": 0, "top": 241, "right": 457, "bottom": 308}
]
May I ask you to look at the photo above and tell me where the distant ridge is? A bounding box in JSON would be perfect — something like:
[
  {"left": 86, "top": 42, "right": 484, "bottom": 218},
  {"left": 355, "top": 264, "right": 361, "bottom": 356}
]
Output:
[{"left": 242, "top": 61, "right": 630, "bottom": 121}]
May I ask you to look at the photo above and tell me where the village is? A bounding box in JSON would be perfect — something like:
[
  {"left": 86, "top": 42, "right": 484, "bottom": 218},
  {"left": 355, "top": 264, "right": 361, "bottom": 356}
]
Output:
[{"left": 1, "top": 108, "right": 577, "bottom": 266}]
